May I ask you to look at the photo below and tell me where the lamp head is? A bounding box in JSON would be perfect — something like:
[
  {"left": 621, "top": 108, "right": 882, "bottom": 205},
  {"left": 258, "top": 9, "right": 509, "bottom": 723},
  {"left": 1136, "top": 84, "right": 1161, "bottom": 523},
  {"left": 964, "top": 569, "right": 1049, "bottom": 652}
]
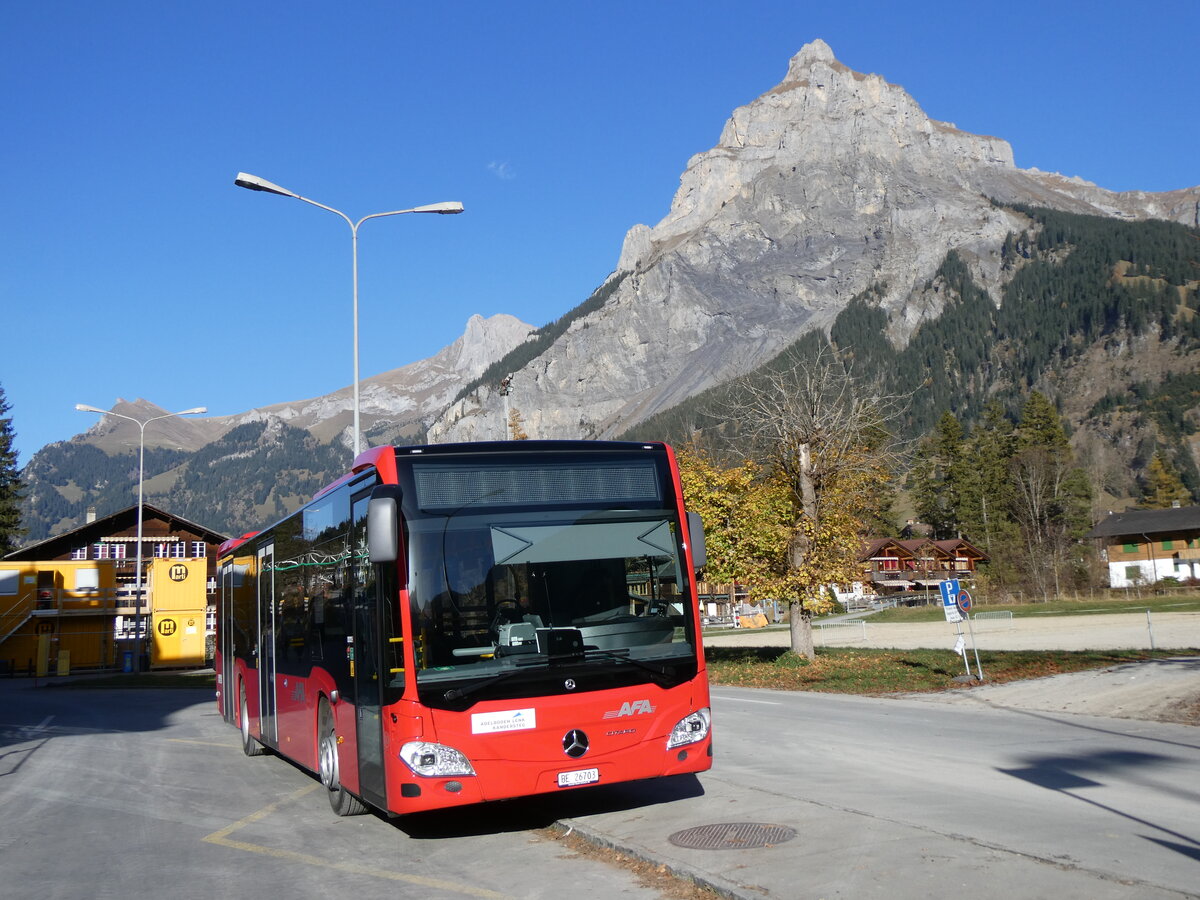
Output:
[
  {"left": 234, "top": 172, "right": 299, "bottom": 198},
  {"left": 411, "top": 201, "right": 464, "bottom": 215}
]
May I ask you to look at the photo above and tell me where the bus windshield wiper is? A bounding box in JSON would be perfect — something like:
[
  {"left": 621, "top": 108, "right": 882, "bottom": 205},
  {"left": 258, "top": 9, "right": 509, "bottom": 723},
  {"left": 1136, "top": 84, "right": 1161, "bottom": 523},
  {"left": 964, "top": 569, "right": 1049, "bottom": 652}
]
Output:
[
  {"left": 443, "top": 649, "right": 674, "bottom": 702},
  {"left": 441, "top": 656, "right": 545, "bottom": 701},
  {"left": 583, "top": 648, "right": 673, "bottom": 683}
]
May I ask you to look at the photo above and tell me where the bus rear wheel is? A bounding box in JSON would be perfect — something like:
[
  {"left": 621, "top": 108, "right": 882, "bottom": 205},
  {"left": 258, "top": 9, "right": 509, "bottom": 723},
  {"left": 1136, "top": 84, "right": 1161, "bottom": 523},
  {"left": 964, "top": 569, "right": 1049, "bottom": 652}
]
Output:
[
  {"left": 240, "top": 682, "right": 265, "bottom": 757},
  {"left": 317, "top": 699, "right": 367, "bottom": 816}
]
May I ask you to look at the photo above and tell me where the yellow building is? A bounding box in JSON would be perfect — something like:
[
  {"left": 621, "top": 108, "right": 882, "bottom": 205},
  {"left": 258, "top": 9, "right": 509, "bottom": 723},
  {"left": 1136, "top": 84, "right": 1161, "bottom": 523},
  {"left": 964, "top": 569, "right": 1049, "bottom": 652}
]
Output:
[
  {"left": 0, "top": 559, "right": 121, "bottom": 673},
  {"left": 2, "top": 504, "right": 227, "bottom": 674},
  {"left": 148, "top": 557, "right": 210, "bottom": 669}
]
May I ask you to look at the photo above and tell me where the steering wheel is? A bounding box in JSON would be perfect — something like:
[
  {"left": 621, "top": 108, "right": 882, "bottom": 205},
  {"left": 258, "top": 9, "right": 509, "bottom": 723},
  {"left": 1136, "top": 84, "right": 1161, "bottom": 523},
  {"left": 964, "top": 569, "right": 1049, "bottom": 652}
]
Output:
[{"left": 490, "top": 599, "right": 521, "bottom": 634}]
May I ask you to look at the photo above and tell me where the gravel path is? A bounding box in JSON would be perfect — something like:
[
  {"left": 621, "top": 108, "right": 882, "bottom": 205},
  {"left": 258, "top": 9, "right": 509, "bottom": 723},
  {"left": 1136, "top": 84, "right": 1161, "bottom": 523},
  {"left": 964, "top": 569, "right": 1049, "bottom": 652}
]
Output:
[{"left": 898, "top": 656, "right": 1200, "bottom": 725}]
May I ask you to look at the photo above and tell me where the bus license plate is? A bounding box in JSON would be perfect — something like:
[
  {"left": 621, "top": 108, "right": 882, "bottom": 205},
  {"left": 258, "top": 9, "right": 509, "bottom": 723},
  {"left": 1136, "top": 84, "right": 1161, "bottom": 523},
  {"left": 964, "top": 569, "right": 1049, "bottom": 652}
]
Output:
[{"left": 557, "top": 767, "right": 599, "bottom": 788}]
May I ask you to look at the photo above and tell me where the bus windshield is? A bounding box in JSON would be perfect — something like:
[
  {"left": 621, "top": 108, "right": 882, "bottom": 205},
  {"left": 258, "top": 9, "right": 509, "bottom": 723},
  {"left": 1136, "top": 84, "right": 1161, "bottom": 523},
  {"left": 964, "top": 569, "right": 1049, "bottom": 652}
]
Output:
[{"left": 398, "top": 451, "right": 698, "bottom": 705}]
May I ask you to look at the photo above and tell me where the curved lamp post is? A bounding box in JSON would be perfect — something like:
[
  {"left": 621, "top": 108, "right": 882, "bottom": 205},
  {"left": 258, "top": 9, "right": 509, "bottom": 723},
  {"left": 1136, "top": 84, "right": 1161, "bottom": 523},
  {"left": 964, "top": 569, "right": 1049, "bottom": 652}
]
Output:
[
  {"left": 75, "top": 403, "right": 207, "bottom": 673},
  {"left": 234, "top": 172, "right": 463, "bottom": 456}
]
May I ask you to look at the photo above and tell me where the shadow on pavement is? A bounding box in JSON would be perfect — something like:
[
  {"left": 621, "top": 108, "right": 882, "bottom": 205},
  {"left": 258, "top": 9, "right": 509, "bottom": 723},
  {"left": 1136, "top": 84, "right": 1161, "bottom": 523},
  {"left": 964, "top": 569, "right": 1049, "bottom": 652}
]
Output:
[
  {"left": 392, "top": 772, "right": 706, "bottom": 839},
  {"left": 0, "top": 680, "right": 215, "bottom": 759},
  {"left": 1000, "top": 747, "right": 1200, "bottom": 863}
]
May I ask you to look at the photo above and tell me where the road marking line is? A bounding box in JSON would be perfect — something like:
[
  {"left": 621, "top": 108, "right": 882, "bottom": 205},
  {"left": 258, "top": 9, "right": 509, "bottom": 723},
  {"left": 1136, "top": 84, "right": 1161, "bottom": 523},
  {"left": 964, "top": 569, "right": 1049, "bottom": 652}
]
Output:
[
  {"left": 202, "top": 784, "right": 513, "bottom": 898},
  {"left": 714, "top": 695, "right": 781, "bottom": 705}
]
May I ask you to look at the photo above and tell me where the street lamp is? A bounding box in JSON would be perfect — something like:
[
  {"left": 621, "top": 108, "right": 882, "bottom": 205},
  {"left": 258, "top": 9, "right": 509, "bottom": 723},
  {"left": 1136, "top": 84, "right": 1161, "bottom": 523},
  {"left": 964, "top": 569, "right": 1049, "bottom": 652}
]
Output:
[
  {"left": 75, "top": 403, "right": 207, "bottom": 674},
  {"left": 498, "top": 374, "right": 513, "bottom": 441},
  {"left": 234, "top": 172, "right": 463, "bottom": 456}
]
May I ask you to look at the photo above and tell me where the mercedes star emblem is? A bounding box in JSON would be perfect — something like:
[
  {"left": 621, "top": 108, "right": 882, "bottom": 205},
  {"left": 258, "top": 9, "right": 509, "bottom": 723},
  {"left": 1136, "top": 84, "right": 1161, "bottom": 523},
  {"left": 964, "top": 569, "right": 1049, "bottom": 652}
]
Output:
[{"left": 563, "top": 729, "right": 589, "bottom": 758}]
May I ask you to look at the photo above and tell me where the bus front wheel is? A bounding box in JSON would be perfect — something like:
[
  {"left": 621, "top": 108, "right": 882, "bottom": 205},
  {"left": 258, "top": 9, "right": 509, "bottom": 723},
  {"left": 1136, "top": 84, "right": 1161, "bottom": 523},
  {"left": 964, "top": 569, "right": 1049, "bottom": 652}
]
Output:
[{"left": 317, "top": 699, "right": 367, "bottom": 816}]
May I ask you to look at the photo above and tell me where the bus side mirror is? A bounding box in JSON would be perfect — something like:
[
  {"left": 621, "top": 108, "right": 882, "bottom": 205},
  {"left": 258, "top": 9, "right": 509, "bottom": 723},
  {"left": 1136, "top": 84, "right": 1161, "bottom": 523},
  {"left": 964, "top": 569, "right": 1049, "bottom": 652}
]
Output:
[
  {"left": 687, "top": 511, "right": 706, "bottom": 572},
  {"left": 368, "top": 485, "right": 403, "bottom": 564}
]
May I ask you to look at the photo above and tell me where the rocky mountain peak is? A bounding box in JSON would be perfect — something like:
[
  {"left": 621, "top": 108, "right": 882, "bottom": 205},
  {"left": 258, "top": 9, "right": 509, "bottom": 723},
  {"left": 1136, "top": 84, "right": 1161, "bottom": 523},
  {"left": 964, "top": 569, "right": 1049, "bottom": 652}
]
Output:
[
  {"left": 432, "top": 40, "right": 1199, "bottom": 446},
  {"left": 784, "top": 38, "right": 836, "bottom": 74},
  {"left": 617, "top": 40, "right": 1015, "bottom": 280},
  {"left": 78, "top": 397, "right": 211, "bottom": 454},
  {"left": 447, "top": 313, "right": 534, "bottom": 374}
]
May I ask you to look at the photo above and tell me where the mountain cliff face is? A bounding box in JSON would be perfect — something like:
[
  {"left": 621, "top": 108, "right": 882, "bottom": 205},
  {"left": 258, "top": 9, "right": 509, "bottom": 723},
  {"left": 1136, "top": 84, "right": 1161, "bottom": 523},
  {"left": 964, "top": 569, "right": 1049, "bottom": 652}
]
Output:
[{"left": 428, "top": 40, "right": 1199, "bottom": 443}]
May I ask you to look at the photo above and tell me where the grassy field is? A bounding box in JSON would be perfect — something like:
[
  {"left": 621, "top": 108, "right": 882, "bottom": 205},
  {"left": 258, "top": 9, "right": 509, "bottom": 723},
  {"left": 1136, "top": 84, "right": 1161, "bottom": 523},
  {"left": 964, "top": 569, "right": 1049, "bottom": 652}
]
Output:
[{"left": 705, "top": 646, "right": 1197, "bottom": 694}]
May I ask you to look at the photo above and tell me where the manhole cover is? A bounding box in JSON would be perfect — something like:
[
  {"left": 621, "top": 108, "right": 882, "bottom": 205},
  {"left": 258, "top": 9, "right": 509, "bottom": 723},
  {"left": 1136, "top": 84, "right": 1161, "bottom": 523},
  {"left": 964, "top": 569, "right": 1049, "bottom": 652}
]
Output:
[{"left": 668, "top": 822, "right": 797, "bottom": 850}]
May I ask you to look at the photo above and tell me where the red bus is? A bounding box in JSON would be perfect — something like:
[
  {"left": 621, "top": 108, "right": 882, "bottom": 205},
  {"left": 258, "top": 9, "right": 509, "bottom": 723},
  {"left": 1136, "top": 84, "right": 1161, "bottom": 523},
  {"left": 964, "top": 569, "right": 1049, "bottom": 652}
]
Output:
[{"left": 216, "top": 440, "right": 712, "bottom": 816}]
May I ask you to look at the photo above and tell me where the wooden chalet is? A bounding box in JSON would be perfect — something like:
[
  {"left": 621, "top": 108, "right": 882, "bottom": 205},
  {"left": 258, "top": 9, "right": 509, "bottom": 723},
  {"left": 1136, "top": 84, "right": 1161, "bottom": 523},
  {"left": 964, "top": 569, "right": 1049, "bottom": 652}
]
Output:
[{"left": 859, "top": 537, "right": 989, "bottom": 595}]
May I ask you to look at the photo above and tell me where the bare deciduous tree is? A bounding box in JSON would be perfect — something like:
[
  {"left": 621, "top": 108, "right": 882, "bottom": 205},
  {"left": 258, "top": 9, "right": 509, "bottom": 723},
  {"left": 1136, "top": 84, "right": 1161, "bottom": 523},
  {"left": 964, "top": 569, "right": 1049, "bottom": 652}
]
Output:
[{"left": 726, "top": 345, "right": 909, "bottom": 657}]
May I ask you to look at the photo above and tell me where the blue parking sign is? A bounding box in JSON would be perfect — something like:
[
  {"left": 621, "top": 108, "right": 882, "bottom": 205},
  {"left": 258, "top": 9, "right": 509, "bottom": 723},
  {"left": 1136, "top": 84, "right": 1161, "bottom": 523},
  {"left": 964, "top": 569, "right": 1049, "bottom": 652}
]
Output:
[
  {"left": 940, "top": 579, "right": 962, "bottom": 623},
  {"left": 939, "top": 579, "right": 960, "bottom": 606}
]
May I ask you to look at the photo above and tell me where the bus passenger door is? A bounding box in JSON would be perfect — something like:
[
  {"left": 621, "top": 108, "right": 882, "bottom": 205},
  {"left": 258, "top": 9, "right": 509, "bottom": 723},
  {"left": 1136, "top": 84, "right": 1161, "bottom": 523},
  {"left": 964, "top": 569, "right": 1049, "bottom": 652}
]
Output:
[
  {"left": 351, "top": 492, "right": 386, "bottom": 807},
  {"left": 220, "top": 562, "right": 235, "bottom": 723},
  {"left": 257, "top": 543, "right": 277, "bottom": 745}
]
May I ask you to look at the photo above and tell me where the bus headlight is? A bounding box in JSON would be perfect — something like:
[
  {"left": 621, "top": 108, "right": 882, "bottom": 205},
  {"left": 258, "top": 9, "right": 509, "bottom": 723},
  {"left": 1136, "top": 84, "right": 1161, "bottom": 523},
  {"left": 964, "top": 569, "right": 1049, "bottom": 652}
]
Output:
[
  {"left": 666, "top": 707, "right": 711, "bottom": 749},
  {"left": 399, "top": 741, "right": 477, "bottom": 777}
]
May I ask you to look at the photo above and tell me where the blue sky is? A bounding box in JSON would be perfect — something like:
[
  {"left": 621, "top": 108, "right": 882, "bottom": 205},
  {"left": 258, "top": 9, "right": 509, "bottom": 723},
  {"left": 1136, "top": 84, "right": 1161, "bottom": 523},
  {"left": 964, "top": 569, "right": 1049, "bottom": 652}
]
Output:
[{"left": 3, "top": 0, "right": 1197, "bottom": 466}]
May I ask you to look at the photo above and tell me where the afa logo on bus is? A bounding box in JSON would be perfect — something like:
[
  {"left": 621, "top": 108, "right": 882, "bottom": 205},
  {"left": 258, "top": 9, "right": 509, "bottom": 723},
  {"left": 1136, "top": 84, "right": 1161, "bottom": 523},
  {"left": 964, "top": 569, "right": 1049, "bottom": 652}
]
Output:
[{"left": 604, "top": 699, "right": 657, "bottom": 718}]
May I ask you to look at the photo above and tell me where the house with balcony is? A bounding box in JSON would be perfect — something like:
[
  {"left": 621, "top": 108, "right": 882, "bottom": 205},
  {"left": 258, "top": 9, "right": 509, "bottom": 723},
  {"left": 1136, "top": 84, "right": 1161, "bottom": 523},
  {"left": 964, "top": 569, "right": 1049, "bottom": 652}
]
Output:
[
  {"left": 859, "top": 537, "right": 989, "bottom": 597},
  {"left": 1, "top": 504, "right": 227, "bottom": 673},
  {"left": 1086, "top": 505, "right": 1200, "bottom": 587}
]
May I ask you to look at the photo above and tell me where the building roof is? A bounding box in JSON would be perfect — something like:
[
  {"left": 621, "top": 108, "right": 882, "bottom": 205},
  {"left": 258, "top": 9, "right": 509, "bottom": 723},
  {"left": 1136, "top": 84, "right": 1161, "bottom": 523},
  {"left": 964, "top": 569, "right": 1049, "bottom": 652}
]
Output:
[
  {"left": 1086, "top": 505, "right": 1200, "bottom": 540},
  {"left": 859, "top": 536, "right": 988, "bottom": 563},
  {"left": 5, "top": 504, "right": 229, "bottom": 561}
]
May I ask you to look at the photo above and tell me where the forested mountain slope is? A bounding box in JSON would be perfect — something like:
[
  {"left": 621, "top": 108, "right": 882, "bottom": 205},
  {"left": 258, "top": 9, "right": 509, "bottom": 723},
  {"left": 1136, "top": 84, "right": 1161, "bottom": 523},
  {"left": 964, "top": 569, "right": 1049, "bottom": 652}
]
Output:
[
  {"left": 20, "top": 419, "right": 349, "bottom": 541},
  {"left": 623, "top": 204, "right": 1200, "bottom": 504}
]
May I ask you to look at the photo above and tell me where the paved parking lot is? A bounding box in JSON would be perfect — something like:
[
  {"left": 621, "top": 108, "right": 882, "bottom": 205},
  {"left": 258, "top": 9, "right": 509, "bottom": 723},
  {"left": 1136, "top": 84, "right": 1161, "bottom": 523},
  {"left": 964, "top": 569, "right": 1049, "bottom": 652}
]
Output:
[{"left": 0, "top": 682, "right": 668, "bottom": 900}]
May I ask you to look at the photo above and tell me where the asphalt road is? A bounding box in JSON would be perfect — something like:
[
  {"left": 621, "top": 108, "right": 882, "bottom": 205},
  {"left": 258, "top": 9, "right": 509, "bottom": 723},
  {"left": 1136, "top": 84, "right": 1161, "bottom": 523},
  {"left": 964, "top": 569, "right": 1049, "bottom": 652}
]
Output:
[
  {"left": 4, "top": 668, "right": 1199, "bottom": 899},
  {"left": 0, "top": 682, "right": 665, "bottom": 900},
  {"left": 563, "top": 682, "right": 1200, "bottom": 898}
]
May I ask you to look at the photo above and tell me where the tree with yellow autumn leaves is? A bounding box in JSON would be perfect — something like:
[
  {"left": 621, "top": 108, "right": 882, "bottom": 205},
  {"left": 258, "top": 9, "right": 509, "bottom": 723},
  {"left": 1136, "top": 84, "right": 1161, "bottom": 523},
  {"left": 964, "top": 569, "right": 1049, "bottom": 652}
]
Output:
[
  {"left": 679, "top": 348, "right": 905, "bottom": 658},
  {"left": 676, "top": 449, "right": 791, "bottom": 595}
]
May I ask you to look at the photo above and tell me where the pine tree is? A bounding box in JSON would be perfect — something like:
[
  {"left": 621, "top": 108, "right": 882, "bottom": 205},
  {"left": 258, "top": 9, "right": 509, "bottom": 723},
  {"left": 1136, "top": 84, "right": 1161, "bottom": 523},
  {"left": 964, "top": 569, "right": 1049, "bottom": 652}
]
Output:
[
  {"left": 1009, "top": 391, "right": 1093, "bottom": 597},
  {"left": 0, "top": 383, "right": 24, "bottom": 555},
  {"left": 506, "top": 408, "right": 529, "bottom": 441},
  {"left": 909, "top": 412, "right": 966, "bottom": 539},
  {"left": 958, "top": 402, "right": 1018, "bottom": 554},
  {"left": 1144, "top": 451, "right": 1191, "bottom": 508},
  {"left": 1014, "top": 391, "right": 1070, "bottom": 454}
]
